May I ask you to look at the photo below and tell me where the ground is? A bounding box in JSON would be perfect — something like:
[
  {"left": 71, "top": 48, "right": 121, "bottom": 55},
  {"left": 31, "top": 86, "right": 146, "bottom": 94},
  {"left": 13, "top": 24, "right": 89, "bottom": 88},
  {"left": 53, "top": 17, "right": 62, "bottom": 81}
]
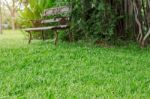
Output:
[{"left": 0, "top": 30, "right": 150, "bottom": 99}]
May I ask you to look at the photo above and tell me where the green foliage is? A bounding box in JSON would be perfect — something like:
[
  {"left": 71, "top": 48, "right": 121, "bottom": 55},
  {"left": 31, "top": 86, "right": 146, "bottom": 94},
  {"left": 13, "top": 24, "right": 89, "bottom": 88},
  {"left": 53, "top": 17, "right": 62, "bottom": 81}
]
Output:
[
  {"left": 0, "top": 31, "right": 150, "bottom": 98},
  {"left": 18, "top": 0, "right": 55, "bottom": 27},
  {"left": 68, "top": 0, "right": 116, "bottom": 41}
]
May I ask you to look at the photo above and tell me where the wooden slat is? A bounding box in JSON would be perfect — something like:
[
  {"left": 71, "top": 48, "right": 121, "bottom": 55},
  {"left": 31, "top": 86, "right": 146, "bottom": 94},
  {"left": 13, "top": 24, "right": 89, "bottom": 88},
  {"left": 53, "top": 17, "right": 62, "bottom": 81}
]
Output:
[
  {"left": 23, "top": 25, "right": 68, "bottom": 31},
  {"left": 41, "top": 17, "right": 69, "bottom": 24},
  {"left": 41, "top": 18, "right": 62, "bottom": 23},
  {"left": 43, "top": 6, "right": 71, "bottom": 16}
]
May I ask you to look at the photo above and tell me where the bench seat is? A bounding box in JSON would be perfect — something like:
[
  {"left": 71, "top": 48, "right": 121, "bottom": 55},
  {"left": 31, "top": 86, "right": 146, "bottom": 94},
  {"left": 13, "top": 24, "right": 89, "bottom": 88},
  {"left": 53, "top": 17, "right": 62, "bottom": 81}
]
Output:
[{"left": 24, "top": 25, "right": 69, "bottom": 32}]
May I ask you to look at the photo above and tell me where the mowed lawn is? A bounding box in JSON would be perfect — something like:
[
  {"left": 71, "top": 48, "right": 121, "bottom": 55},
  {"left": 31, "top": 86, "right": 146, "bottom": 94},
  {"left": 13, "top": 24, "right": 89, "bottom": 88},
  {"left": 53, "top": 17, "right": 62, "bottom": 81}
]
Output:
[{"left": 0, "top": 30, "right": 150, "bottom": 99}]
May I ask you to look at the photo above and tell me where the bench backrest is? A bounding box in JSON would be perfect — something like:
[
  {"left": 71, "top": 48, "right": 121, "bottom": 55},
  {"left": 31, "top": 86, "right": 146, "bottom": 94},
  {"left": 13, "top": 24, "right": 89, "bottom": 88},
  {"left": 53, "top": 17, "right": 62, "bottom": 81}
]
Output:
[
  {"left": 41, "top": 6, "right": 71, "bottom": 26},
  {"left": 43, "top": 6, "right": 71, "bottom": 16}
]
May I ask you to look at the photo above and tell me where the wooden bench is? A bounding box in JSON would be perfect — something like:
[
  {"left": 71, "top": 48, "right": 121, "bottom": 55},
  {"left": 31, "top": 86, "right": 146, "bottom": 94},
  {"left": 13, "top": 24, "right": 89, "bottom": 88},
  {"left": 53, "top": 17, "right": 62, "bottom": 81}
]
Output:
[{"left": 24, "top": 6, "right": 71, "bottom": 45}]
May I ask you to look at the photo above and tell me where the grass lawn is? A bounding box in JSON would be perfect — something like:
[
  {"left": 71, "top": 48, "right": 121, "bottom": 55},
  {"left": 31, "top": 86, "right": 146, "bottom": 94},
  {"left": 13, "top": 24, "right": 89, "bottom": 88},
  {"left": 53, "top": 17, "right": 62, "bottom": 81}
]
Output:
[{"left": 0, "top": 30, "right": 150, "bottom": 99}]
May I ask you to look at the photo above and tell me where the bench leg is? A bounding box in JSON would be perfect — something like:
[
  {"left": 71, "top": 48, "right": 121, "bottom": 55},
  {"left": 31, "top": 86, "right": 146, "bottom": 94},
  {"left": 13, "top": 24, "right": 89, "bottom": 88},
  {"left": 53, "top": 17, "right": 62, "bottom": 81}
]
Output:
[
  {"left": 41, "top": 31, "right": 45, "bottom": 41},
  {"left": 54, "top": 31, "right": 58, "bottom": 45},
  {"left": 28, "top": 32, "right": 32, "bottom": 44},
  {"left": 69, "top": 32, "right": 73, "bottom": 42},
  {"left": 67, "top": 28, "right": 74, "bottom": 42}
]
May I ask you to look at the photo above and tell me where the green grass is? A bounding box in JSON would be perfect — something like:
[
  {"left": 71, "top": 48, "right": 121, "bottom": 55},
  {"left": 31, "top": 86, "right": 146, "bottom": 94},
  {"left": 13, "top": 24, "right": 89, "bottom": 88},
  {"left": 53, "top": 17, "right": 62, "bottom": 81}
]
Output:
[{"left": 0, "top": 30, "right": 150, "bottom": 99}]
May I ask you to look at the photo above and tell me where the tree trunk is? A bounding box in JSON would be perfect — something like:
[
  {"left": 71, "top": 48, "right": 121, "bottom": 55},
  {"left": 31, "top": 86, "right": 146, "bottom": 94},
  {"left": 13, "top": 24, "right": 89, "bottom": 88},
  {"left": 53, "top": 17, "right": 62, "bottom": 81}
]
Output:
[
  {"left": 11, "top": 15, "right": 15, "bottom": 30},
  {"left": 0, "top": 0, "right": 2, "bottom": 34},
  {"left": 0, "top": 16, "right": 2, "bottom": 34},
  {"left": 11, "top": 0, "right": 16, "bottom": 30},
  {"left": 141, "top": 28, "right": 150, "bottom": 47}
]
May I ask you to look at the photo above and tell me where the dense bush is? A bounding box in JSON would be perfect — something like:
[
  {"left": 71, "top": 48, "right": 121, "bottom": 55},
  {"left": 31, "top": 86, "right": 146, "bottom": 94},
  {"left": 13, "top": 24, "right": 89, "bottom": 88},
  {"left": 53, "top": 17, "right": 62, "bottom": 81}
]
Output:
[{"left": 70, "top": 0, "right": 116, "bottom": 42}]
